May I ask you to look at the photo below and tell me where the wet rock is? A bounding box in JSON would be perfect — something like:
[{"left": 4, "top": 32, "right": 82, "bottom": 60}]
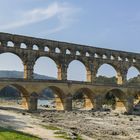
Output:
[
  {"left": 129, "top": 118, "right": 133, "bottom": 121},
  {"left": 22, "top": 112, "right": 26, "bottom": 115}
]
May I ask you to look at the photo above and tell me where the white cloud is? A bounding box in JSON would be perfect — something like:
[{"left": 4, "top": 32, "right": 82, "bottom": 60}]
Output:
[{"left": 0, "top": 2, "right": 80, "bottom": 34}]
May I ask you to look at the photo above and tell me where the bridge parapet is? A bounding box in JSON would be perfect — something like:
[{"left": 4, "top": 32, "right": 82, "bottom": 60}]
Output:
[{"left": 0, "top": 32, "right": 140, "bottom": 62}]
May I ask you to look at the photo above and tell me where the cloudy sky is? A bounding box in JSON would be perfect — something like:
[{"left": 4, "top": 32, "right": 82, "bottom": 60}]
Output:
[{"left": 0, "top": 0, "right": 140, "bottom": 80}]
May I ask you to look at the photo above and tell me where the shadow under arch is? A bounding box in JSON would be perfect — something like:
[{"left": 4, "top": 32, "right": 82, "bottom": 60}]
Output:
[
  {"left": 72, "top": 88, "right": 95, "bottom": 110},
  {"left": 67, "top": 59, "right": 87, "bottom": 81},
  {"left": 104, "top": 88, "right": 127, "bottom": 111},
  {"left": 0, "top": 84, "right": 29, "bottom": 110},
  {"left": 34, "top": 56, "right": 58, "bottom": 79},
  {"left": 38, "top": 86, "right": 65, "bottom": 110},
  {"left": 133, "top": 91, "right": 140, "bottom": 106}
]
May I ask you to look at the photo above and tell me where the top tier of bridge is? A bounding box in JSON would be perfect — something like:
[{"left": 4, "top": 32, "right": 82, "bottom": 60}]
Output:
[
  {"left": 0, "top": 32, "right": 139, "bottom": 61},
  {"left": 0, "top": 32, "right": 139, "bottom": 85}
]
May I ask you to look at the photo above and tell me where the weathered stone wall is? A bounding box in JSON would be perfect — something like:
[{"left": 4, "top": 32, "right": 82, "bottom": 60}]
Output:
[
  {"left": 0, "top": 32, "right": 140, "bottom": 84},
  {"left": 0, "top": 32, "right": 140, "bottom": 113}
]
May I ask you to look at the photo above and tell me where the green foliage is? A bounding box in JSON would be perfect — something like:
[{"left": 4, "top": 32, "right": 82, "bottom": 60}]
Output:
[
  {"left": 105, "top": 92, "right": 116, "bottom": 105},
  {"left": 41, "top": 125, "right": 60, "bottom": 130},
  {"left": 0, "top": 127, "right": 40, "bottom": 140},
  {"left": 96, "top": 76, "right": 117, "bottom": 84},
  {"left": 127, "top": 75, "right": 140, "bottom": 85},
  {"left": 54, "top": 131, "right": 83, "bottom": 140}
]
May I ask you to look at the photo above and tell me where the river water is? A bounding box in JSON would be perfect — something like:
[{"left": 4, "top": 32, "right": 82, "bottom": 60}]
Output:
[{"left": 38, "top": 99, "right": 54, "bottom": 106}]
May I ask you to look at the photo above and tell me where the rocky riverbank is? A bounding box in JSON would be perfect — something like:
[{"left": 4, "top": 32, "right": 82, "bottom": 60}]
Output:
[
  {"left": 38, "top": 110, "right": 140, "bottom": 140},
  {"left": 0, "top": 104, "right": 140, "bottom": 140}
]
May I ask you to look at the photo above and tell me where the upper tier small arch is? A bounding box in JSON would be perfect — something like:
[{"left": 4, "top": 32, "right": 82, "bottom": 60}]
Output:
[{"left": 7, "top": 41, "right": 14, "bottom": 47}]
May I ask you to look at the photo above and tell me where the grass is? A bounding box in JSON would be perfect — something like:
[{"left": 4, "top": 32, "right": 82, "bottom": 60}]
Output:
[
  {"left": 0, "top": 127, "right": 41, "bottom": 140},
  {"left": 55, "top": 131, "right": 71, "bottom": 140},
  {"left": 42, "top": 124, "right": 83, "bottom": 140},
  {"left": 41, "top": 125, "right": 60, "bottom": 130},
  {"left": 54, "top": 131, "right": 83, "bottom": 140}
]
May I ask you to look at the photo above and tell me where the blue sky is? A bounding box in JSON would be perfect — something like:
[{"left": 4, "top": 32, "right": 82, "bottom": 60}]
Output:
[{"left": 0, "top": 0, "right": 140, "bottom": 80}]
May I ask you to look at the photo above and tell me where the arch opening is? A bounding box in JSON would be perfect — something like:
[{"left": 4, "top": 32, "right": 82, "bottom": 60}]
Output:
[
  {"left": 94, "top": 53, "right": 99, "bottom": 58},
  {"left": 55, "top": 47, "right": 60, "bottom": 53},
  {"left": 7, "top": 41, "right": 14, "bottom": 47},
  {"left": 34, "top": 56, "right": 57, "bottom": 79},
  {"left": 86, "top": 52, "right": 90, "bottom": 57},
  {"left": 0, "top": 52, "right": 24, "bottom": 78},
  {"left": 125, "top": 58, "right": 129, "bottom": 62},
  {"left": 0, "top": 84, "right": 29, "bottom": 110},
  {"left": 133, "top": 58, "right": 136, "bottom": 63},
  {"left": 96, "top": 64, "right": 117, "bottom": 84},
  {"left": 44, "top": 46, "right": 49, "bottom": 52},
  {"left": 72, "top": 88, "right": 94, "bottom": 110},
  {"left": 33, "top": 45, "right": 39, "bottom": 51},
  {"left": 133, "top": 93, "right": 140, "bottom": 112},
  {"left": 20, "top": 43, "right": 27, "bottom": 49},
  {"left": 103, "top": 89, "right": 126, "bottom": 111},
  {"left": 102, "top": 54, "right": 107, "bottom": 59},
  {"left": 66, "top": 49, "right": 71, "bottom": 55},
  {"left": 127, "top": 66, "right": 140, "bottom": 82},
  {"left": 38, "top": 86, "right": 64, "bottom": 110},
  {"left": 118, "top": 56, "right": 122, "bottom": 61},
  {"left": 67, "top": 60, "right": 87, "bottom": 81},
  {"left": 76, "top": 51, "right": 80, "bottom": 56},
  {"left": 110, "top": 55, "right": 115, "bottom": 60}
]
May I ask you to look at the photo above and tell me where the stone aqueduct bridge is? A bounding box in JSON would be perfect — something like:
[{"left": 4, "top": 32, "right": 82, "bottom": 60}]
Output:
[{"left": 0, "top": 32, "right": 140, "bottom": 113}]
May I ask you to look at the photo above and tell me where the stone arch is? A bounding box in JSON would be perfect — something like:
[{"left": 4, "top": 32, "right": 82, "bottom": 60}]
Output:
[
  {"left": 104, "top": 88, "right": 127, "bottom": 111},
  {"left": 133, "top": 58, "right": 136, "bottom": 63},
  {"left": 72, "top": 88, "right": 95, "bottom": 110},
  {"left": 34, "top": 56, "right": 58, "bottom": 79},
  {"left": 85, "top": 52, "right": 90, "bottom": 57},
  {"left": 127, "top": 66, "right": 140, "bottom": 81},
  {"left": 102, "top": 54, "right": 107, "bottom": 59},
  {"left": 125, "top": 58, "right": 129, "bottom": 62},
  {"left": 20, "top": 43, "right": 27, "bottom": 49},
  {"left": 44, "top": 46, "right": 50, "bottom": 52},
  {"left": 94, "top": 53, "right": 100, "bottom": 58},
  {"left": 55, "top": 47, "right": 61, "bottom": 53},
  {"left": 38, "top": 86, "right": 65, "bottom": 110},
  {"left": 7, "top": 41, "right": 14, "bottom": 47},
  {"left": 0, "top": 52, "right": 24, "bottom": 77},
  {"left": 67, "top": 59, "right": 87, "bottom": 81},
  {"left": 0, "top": 84, "right": 29, "bottom": 110},
  {"left": 76, "top": 51, "right": 81, "bottom": 56},
  {"left": 96, "top": 63, "right": 117, "bottom": 84},
  {"left": 33, "top": 44, "right": 39, "bottom": 50},
  {"left": 118, "top": 56, "right": 122, "bottom": 61},
  {"left": 66, "top": 49, "right": 71, "bottom": 55},
  {"left": 110, "top": 55, "right": 115, "bottom": 60}
]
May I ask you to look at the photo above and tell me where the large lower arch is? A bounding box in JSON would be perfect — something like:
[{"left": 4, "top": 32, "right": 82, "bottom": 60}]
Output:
[
  {"left": 34, "top": 56, "right": 58, "bottom": 79},
  {"left": 127, "top": 66, "right": 140, "bottom": 82},
  {"left": 0, "top": 52, "right": 24, "bottom": 78},
  {"left": 96, "top": 64, "right": 117, "bottom": 84},
  {"left": 67, "top": 60, "right": 87, "bottom": 81},
  {"left": 0, "top": 84, "right": 29, "bottom": 110},
  {"left": 38, "top": 86, "right": 65, "bottom": 110},
  {"left": 72, "top": 88, "right": 95, "bottom": 110},
  {"left": 104, "top": 89, "right": 126, "bottom": 111}
]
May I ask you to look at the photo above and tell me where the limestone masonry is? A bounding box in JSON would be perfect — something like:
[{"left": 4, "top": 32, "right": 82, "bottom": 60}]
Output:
[{"left": 0, "top": 32, "right": 139, "bottom": 113}]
